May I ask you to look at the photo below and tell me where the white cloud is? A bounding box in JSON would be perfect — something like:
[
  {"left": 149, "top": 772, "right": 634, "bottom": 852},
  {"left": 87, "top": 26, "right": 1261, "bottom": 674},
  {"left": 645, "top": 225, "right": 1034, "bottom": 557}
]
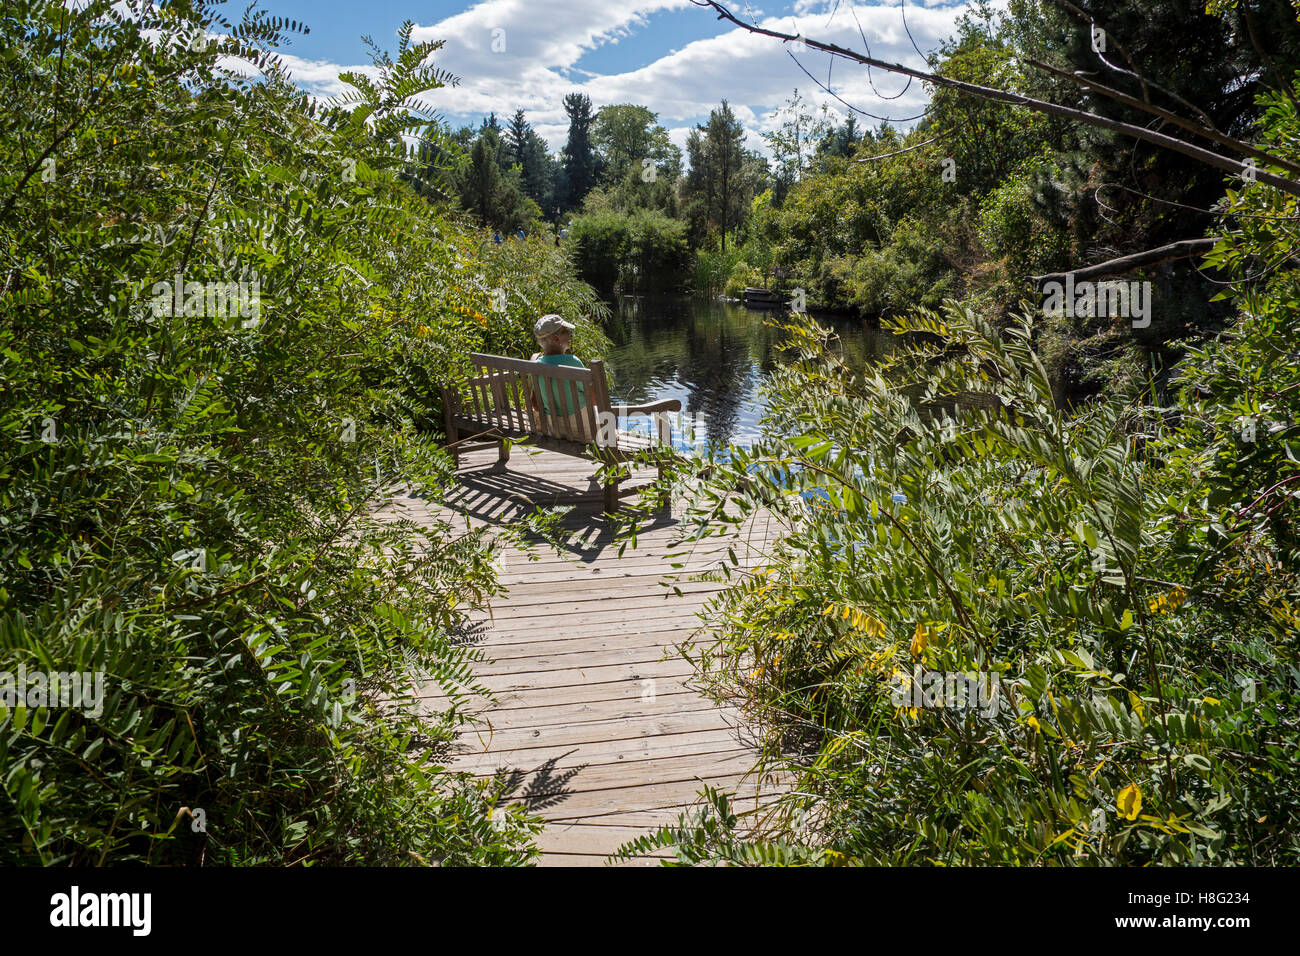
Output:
[
  {"left": 265, "top": 1, "right": 994, "bottom": 157},
  {"left": 415, "top": 0, "right": 980, "bottom": 152}
]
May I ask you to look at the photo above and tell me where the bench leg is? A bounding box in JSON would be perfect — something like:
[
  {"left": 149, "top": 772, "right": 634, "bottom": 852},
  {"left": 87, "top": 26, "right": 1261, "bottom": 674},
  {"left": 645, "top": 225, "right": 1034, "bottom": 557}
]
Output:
[
  {"left": 603, "top": 477, "right": 619, "bottom": 514},
  {"left": 496, "top": 439, "right": 510, "bottom": 467},
  {"left": 445, "top": 431, "right": 459, "bottom": 472}
]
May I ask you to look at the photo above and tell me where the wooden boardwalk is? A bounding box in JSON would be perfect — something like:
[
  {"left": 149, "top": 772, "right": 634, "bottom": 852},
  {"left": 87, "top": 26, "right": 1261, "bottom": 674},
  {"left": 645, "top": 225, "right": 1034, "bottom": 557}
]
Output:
[{"left": 394, "top": 444, "right": 783, "bottom": 865}]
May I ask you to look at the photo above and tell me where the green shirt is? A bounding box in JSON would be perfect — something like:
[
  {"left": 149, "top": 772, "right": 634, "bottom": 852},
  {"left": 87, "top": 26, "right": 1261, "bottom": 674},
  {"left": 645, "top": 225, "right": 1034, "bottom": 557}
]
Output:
[{"left": 534, "top": 353, "right": 587, "bottom": 417}]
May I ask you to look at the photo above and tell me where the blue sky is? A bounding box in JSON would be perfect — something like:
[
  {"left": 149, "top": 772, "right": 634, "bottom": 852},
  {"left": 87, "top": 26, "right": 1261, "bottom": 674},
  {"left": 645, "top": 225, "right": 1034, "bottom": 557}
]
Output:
[{"left": 244, "top": 0, "right": 985, "bottom": 154}]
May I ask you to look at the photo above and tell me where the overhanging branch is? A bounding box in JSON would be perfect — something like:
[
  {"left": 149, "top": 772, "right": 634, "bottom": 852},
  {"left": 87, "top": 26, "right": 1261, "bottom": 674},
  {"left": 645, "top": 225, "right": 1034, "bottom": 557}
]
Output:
[{"left": 1032, "top": 238, "right": 1219, "bottom": 285}]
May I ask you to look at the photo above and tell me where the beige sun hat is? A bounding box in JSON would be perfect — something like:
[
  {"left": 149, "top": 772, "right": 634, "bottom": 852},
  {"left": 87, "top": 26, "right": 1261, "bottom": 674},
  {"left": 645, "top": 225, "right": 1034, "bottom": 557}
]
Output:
[{"left": 534, "top": 314, "right": 574, "bottom": 340}]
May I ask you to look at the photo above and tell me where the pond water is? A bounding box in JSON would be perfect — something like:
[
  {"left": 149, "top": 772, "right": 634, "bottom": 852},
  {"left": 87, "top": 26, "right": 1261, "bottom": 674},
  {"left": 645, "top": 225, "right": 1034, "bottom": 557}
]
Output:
[{"left": 600, "top": 294, "right": 893, "bottom": 451}]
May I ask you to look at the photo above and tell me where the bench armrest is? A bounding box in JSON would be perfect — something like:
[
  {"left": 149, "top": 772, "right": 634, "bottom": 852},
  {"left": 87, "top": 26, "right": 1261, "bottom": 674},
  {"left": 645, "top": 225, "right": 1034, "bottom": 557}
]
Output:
[{"left": 610, "top": 399, "right": 682, "bottom": 417}]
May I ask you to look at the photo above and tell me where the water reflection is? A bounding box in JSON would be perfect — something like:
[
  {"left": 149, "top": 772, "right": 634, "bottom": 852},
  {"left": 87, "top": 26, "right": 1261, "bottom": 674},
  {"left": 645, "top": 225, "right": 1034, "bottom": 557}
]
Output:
[{"left": 600, "top": 295, "right": 893, "bottom": 450}]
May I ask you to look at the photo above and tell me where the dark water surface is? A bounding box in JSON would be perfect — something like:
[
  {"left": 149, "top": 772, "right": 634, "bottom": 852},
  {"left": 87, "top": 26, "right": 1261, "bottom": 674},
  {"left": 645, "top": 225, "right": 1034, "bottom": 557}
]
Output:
[{"left": 600, "top": 294, "right": 893, "bottom": 450}]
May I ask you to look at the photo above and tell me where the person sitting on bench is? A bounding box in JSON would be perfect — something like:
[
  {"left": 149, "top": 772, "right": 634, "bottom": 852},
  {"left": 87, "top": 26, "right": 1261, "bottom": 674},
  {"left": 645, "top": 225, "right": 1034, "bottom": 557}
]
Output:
[{"left": 530, "top": 314, "right": 587, "bottom": 417}]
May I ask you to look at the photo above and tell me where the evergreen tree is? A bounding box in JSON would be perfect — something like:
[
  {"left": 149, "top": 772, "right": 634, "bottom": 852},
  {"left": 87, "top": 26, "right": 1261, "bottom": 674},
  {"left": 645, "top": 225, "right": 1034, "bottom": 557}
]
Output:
[
  {"left": 560, "top": 92, "right": 601, "bottom": 210},
  {"left": 683, "top": 101, "right": 755, "bottom": 250},
  {"left": 451, "top": 135, "right": 540, "bottom": 233},
  {"left": 501, "top": 109, "right": 554, "bottom": 215},
  {"left": 505, "top": 108, "right": 530, "bottom": 166},
  {"left": 817, "top": 116, "right": 861, "bottom": 161},
  {"left": 1003, "top": 0, "right": 1300, "bottom": 357},
  {"left": 519, "top": 129, "right": 558, "bottom": 219}
]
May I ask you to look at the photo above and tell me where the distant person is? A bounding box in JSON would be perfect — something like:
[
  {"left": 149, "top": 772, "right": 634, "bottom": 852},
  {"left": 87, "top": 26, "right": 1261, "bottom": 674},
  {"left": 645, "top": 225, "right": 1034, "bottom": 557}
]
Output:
[
  {"left": 492, "top": 230, "right": 502, "bottom": 244},
  {"left": 530, "top": 314, "right": 586, "bottom": 418},
  {"left": 516, "top": 229, "right": 526, "bottom": 241}
]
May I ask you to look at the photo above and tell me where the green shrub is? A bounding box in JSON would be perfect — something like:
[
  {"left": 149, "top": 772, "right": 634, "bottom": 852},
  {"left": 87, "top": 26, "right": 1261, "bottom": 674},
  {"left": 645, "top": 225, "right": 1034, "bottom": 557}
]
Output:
[
  {"left": 621, "top": 85, "right": 1300, "bottom": 861},
  {"left": 843, "top": 217, "right": 956, "bottom": 317},
  {"left": 634, "top": 295, "right": 1300, "bottom": 865},
  {"left": 568, "top": 208, "right": 689, "bottom": 294},
  {"left": 0, "top": 0, "right": 597, "bottom": 865},
  {"left": 692, "top": 243, "right": 748, "bottom": 298}
]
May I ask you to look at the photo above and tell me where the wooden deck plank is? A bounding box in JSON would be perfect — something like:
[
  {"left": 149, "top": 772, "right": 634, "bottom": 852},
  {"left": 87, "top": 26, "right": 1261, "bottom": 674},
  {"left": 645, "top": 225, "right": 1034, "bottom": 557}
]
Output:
[
  {"left": 450, "top": 728, "right": 750, "bottom": 771},
  {"left": 451, "top": 629, "right": 706, "bottom": 659},
  {"left": 452, "top": 693, "right": 725, "bottom": 730},
  {"left": 459, "top": 741, "right": 759, "bottom": 780},
  {"left": 528, "top": 773, "right": 781, "bottom": 821},
  {"left": 450, "top": 645, "right": 692, "bottom": 676},
  {"left": 450, "top": 708, "right": 742, "bottom": 751},
  {"left": 452, "top": 624, "right": 712, "bottom": 654}
]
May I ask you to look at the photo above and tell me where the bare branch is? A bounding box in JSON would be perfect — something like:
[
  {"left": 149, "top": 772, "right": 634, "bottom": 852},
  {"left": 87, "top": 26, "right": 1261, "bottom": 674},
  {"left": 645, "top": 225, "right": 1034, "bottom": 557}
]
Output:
[
  {"left": 850, "top": 137, "right": 938, "bottom": 162},
  {"left": 1032, "top": 238, "right": 1219, "bottom": 285}
]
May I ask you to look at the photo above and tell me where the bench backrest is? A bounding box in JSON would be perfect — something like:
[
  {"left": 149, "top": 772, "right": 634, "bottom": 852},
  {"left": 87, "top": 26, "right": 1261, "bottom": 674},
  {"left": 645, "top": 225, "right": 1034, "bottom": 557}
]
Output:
[{"left": 451, "top": 352, "right": 612, "bottom": 445}]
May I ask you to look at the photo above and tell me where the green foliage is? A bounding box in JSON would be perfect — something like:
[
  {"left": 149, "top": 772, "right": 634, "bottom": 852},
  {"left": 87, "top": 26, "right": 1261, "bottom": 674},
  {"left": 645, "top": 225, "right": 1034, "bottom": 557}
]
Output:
[
  {"left": 632, "top": 291, "right": 1300, "bottom": 865},
  {"left": 591, "top": 104, "right": 681, "bottom": 189},
  {"left": 976, "top": 151, "right": 1071, "bottom": 278},
  {"left": 616, "top": 84, "right": 1300, "bottom": 863},
  {"left": 561, "top": 92, "right": 601, "bottom": 211},
  {"left": 762, "top": 89, "right": 834, "bottom": 205},
  {"left": 682, "top": 101, "right": 768, "bottom": 251},
  {"left": 692, "top": 242, "right": 746, "bottom": 298},
  {"left": 504, "top": 109, "right": 559, "bottom": 217},
  {"left": 567, "top": 208, "right": 690, "bottom": 294},
  {"left": 842, "top": 216, "right": 958, "bottom": 316},
  {"left": 0, "top": 0, "right": 608, "bottom": 864},
  {"left": 448, "top": 133, "right": 543, "bottom": 234}
]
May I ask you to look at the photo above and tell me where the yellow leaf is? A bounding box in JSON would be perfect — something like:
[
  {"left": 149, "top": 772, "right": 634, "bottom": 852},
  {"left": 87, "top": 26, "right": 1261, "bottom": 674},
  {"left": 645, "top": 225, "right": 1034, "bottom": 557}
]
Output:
[
  {"left": 1128, "top": 691, "right": 1146, "bottom": 720},
  {"left": 910, "top": 622, "right": 927, "bottom": 656},
  {"left": 1117, "top": 783, "right": 1142, "bottom": 821}
]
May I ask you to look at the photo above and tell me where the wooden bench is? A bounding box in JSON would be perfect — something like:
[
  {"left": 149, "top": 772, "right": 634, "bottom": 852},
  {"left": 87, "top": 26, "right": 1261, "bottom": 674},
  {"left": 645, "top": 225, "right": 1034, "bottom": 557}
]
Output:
[{"left": 441, "top": 352, "right": 682, "bottom": 512}]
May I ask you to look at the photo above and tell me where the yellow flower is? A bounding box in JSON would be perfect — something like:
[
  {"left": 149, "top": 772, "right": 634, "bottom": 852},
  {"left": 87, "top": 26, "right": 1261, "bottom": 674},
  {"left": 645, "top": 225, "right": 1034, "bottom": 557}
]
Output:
[
  {"left": 1117, "top": 783, "right": 1142, "bottom": 821},
  {"left": 1027, "top": 715, "right": 1041, "bottom": 733},
  {"left": 416, "top": 324, "right": 430, "bottom": 338}
]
